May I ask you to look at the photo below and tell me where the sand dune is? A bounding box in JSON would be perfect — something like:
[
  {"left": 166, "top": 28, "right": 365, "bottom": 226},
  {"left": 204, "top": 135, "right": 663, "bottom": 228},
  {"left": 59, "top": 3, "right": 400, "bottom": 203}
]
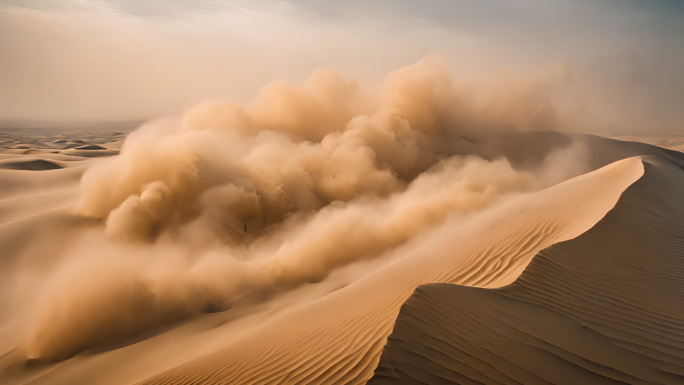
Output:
[
  {"left": 60, "top": 148, "right": 120, "bottom": 158},
  {"left": 0, "top": 160, "right": 89, "bottom": 199},
  {"left": 74, "top": 145, "right": 106, "bottom": 151},
  {"left": 0, "top": 159, "right": 63, "bottom": 171},
  {"left": 0, "top": 124, "right": 132, "bottom": 156},
  {"left": 613, "top": 135, "right": 684, "bottom": 153},
  {"left": 370, "top": 156, "right": 684, "bottom": 384},
  {"left": 130, "top": 156, "right": 643, "bottom": 385}
]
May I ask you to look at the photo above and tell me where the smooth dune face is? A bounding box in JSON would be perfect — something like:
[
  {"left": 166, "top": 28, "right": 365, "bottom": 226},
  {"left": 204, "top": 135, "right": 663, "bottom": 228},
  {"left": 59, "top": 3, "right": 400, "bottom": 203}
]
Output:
[
  {"left": 370, "top": 157, "right": 684, "bottom": 385},
  {"left": 134, "top": 157, "right": 643, "bottom": 385}
]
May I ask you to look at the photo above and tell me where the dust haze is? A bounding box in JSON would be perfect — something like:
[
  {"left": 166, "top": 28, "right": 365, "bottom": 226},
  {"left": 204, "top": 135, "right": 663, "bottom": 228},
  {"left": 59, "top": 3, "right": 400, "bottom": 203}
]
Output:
[{"left": 0, "top": 58, "right": 592, "bottom": 363}]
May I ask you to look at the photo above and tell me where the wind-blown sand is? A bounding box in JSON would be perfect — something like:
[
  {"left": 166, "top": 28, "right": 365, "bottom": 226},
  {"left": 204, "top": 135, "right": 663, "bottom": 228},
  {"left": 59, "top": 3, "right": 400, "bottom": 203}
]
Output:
[
  {"left": 371, "top": 156, "right": 684, "bottom": 384},
  {"left": 133, "top": 155, "right": 644, "bottom": 385},
  {"left": 0, "top": 134, "right": 681, "bottom": 385},
  {"left": 1, "top": 142, "right": 646, "bottom": 385},
  {"left": 1, "top": 61, "right": 684, "bottom": 385}
]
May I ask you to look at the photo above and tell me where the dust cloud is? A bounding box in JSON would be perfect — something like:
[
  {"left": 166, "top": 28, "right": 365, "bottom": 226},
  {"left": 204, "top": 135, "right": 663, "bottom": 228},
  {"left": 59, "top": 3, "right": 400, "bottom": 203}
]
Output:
[{"left": 7, "top": 58, "right": 590, "bottom": 362}]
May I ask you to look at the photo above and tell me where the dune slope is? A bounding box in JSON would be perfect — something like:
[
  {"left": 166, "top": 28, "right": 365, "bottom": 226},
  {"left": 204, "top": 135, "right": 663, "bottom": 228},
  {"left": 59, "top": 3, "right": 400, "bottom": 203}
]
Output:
[
  {"left": 133, "top": 158, "right": 644, "bottom": 385},
  {"left": 370, "top": 157, "right": 684, "bottom": 384}
]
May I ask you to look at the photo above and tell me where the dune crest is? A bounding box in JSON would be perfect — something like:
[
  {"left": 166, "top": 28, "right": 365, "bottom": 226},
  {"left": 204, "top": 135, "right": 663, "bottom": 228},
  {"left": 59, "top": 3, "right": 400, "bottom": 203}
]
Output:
[{"left": 371, "top": 156, "right": 684, "bottom": 384}]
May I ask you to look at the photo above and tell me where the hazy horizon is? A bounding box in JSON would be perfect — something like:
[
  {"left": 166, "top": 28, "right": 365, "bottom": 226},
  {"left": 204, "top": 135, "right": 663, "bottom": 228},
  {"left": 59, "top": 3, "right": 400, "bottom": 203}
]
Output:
[{"left": 1, "top": 0, "right": 683, "bottom": 135}]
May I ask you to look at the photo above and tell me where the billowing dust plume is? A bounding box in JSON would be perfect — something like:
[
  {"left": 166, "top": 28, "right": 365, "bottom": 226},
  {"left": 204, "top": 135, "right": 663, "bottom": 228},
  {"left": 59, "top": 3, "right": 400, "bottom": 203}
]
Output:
[{"left": 11, "top": 58, "right": 588, "bottom": 362}]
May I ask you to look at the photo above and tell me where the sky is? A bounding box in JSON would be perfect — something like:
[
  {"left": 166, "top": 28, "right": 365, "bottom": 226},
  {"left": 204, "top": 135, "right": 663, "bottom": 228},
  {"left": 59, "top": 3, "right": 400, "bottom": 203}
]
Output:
[{"left": 0, "top": 0, "right": 683, "bottom": 134}]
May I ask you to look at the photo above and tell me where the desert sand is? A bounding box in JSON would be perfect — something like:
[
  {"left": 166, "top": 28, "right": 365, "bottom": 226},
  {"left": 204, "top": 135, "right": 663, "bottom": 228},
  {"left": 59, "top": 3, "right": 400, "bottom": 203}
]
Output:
[
  {"left": 1, "top": 62, "right": 684, "bottom": 385},
  {"left": 371, "top": 156, "right": 684, "bottom": 384},
  {"left": 3, "top": 0, "right": 684, "bottom": 383},
  {"left": 1, "top": 132, "right": 682, "bottom": 385}
]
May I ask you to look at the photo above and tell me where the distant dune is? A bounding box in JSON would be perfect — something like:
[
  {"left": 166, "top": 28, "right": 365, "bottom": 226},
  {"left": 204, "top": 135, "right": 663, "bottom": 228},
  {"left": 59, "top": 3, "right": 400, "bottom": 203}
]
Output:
[
  {"left": 74, "top": 145, "right": 106, "bottom": 151},
  {"left": 613, "top": 135, "right": 684, "bottom": 153},
  {"left": 0, "top": 158, "right": 62, "bottom": 171}
]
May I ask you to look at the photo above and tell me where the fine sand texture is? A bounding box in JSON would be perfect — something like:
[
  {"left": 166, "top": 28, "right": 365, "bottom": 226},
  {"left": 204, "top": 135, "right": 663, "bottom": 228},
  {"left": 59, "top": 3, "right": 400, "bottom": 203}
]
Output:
[{"left": 370, "top": 157, "right": 684, "bottom": 384}]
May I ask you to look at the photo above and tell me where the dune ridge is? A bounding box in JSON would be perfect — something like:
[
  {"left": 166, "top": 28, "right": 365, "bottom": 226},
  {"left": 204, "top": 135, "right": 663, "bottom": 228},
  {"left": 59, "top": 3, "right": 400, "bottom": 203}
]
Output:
[
  {"left": 0, "top": 159, "right": 62, "bottom": 171},
  {"left": 132, "top": 157, "right": 643, "bottom": 385},
  {"left": 370, "top": 156, "right": 684, "bottom": 384}
]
